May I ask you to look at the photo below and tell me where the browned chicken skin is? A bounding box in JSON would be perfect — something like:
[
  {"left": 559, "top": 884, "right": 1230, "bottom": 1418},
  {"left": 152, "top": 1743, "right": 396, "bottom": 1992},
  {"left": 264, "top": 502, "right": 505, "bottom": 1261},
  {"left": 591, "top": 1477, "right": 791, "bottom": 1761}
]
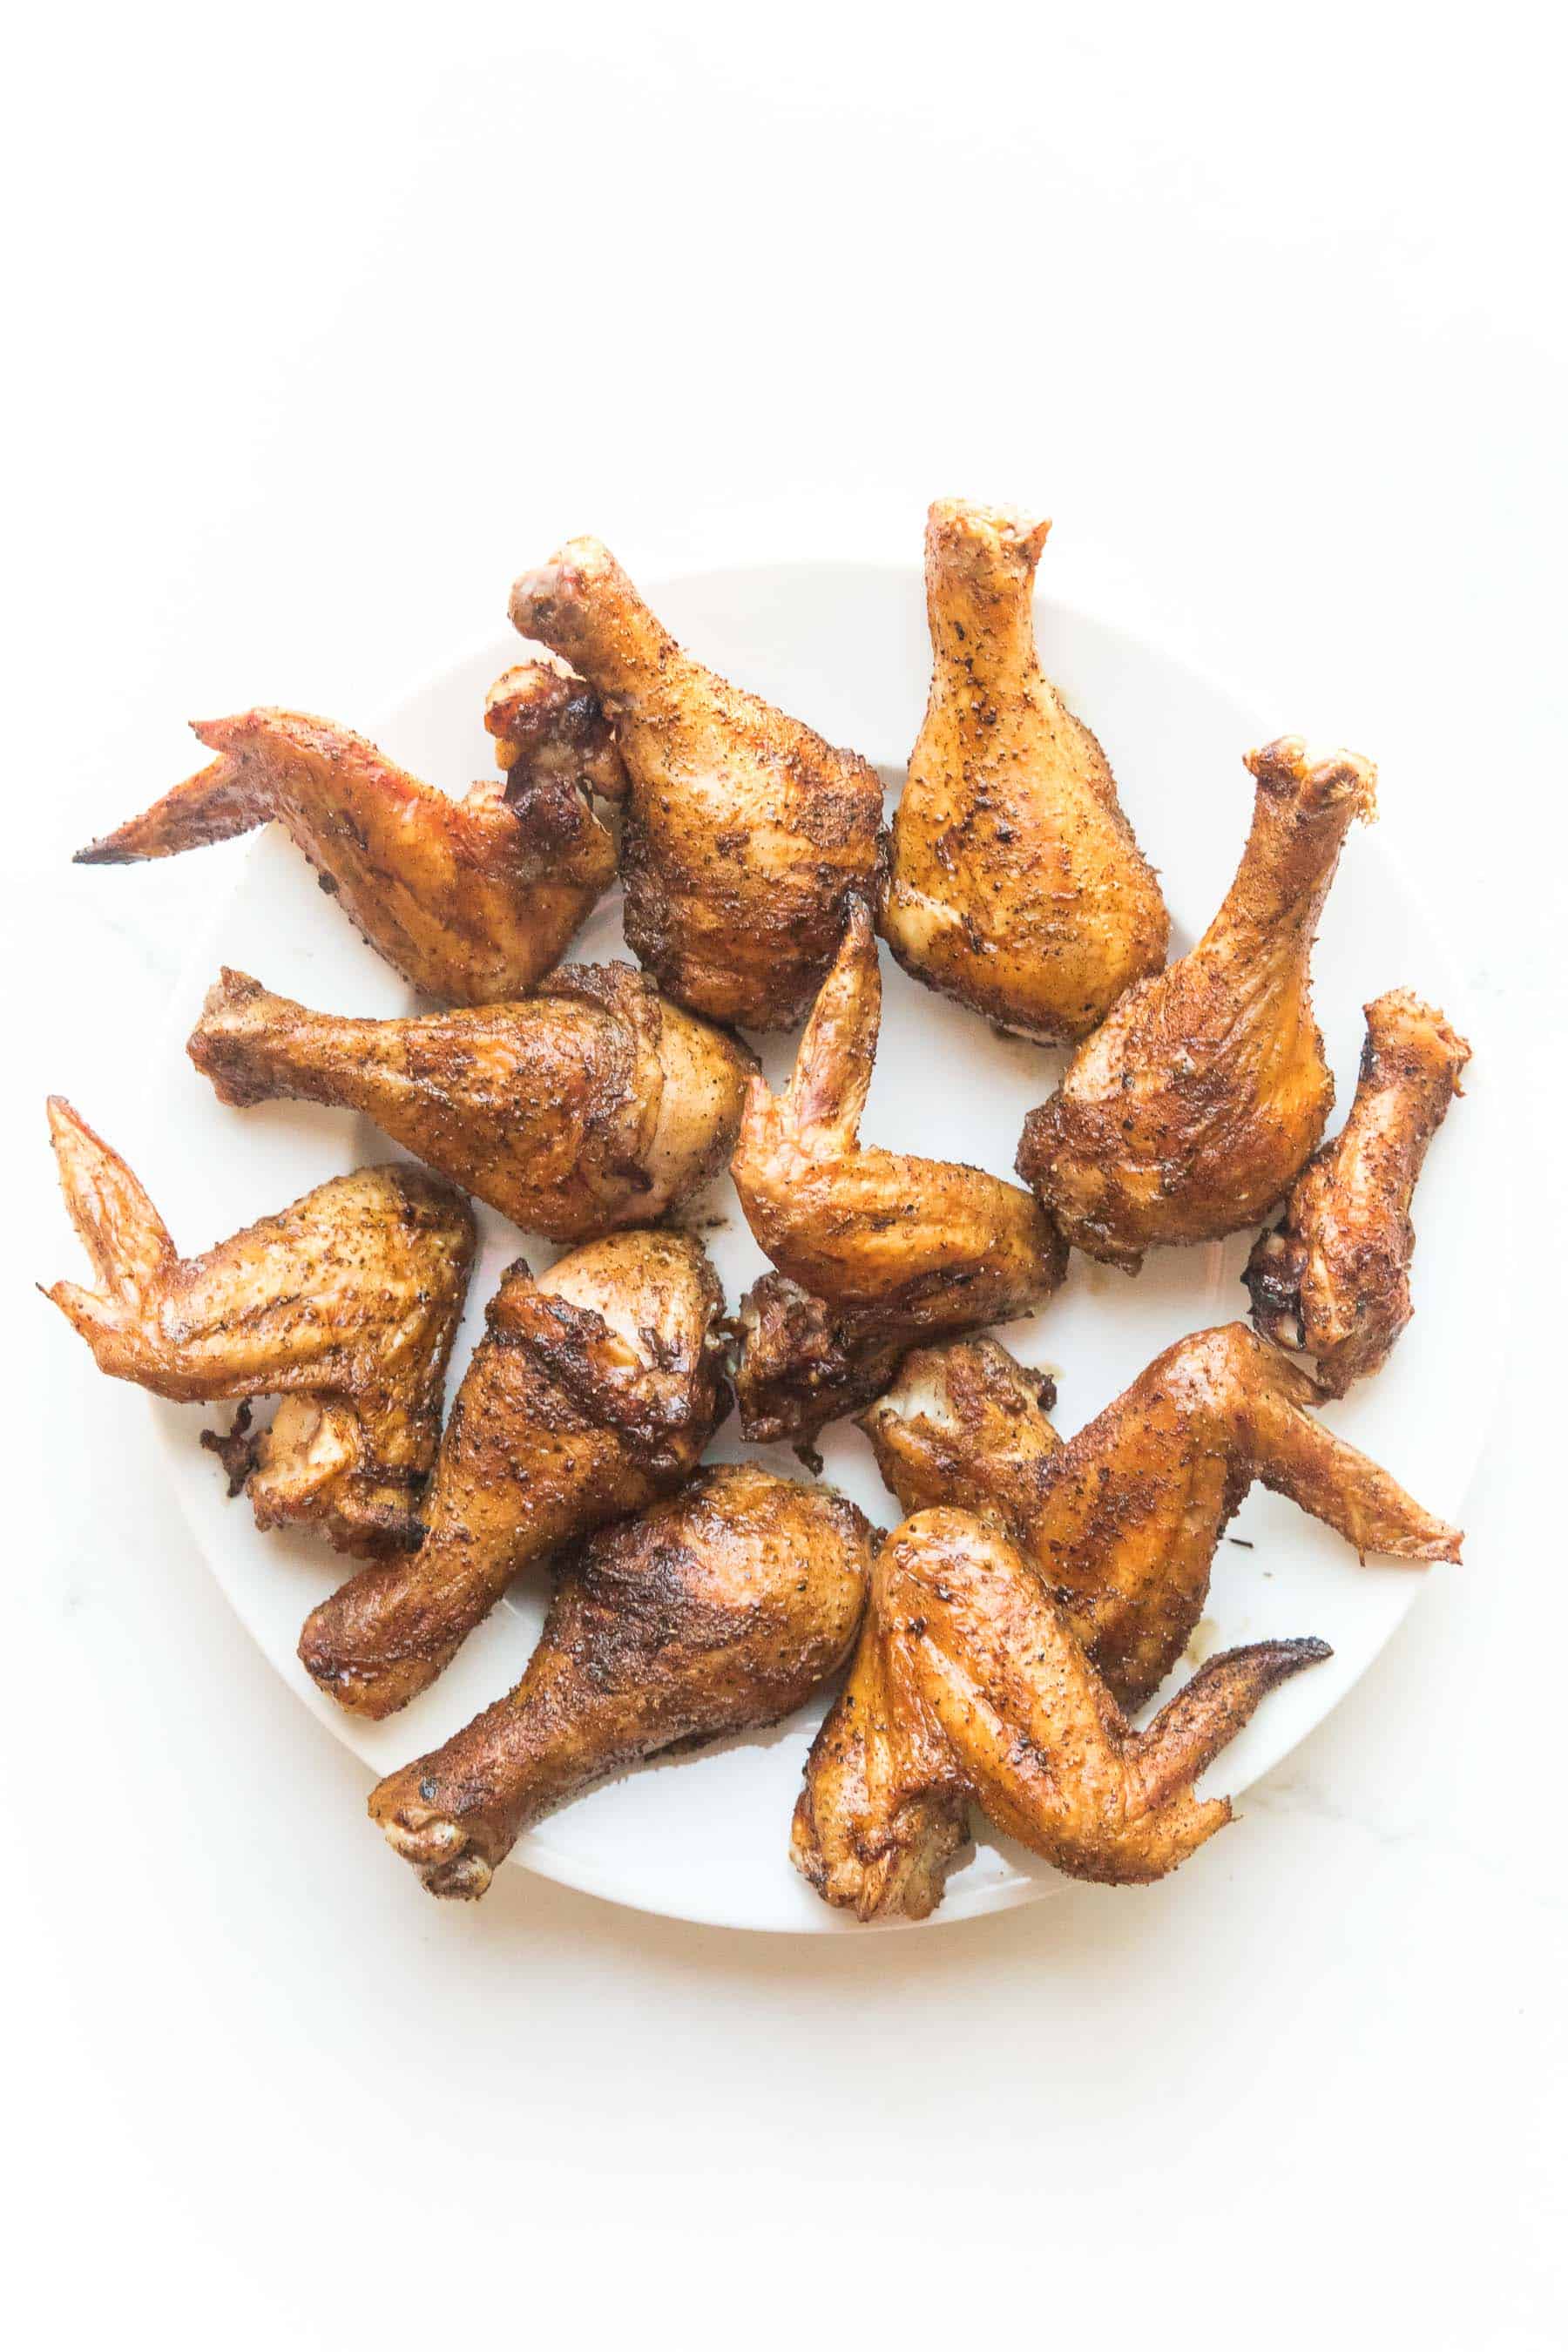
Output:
[
  {"left": 794, "top": 1342, "right": 1062, "bottom": 1920},
  {"left": 42, "top": 1098, "right": 475, "bottom": 1556},
  {"left": 794, "top": 1323, "right": 1456, "bottom": 1918},
  {"left": 730, "top": 902, "right": 1067, "bottom": 1442},
  {"left": 510, "top": 538, "right": 886, "bottom": 1030},
  {"left": 371, "top": 1464, "right": 874, "bottom": 1899},
  {"left": 1018, "top": 737, "right": 1377, "bottom": 1266},
  {"left": 856, "top": 1335, "right": 1063, "bottom": 1519},
  {"left": 1245, "top": 990, "right": 1471, "bottom": 1394},
  {"left": 73, "top": 659, "right": 622, "bottom": 1004},
  {"left": 879, "top": 1509, "right": 1330, "bottom": 1889},
  {"left": 882, "top": 501, "right": 1169, "bottom": 1040},
  {"left": 188, "top": 963, "right": 756, "bottom": 1242},
  {"left": 300, "top": 1230, "right": 727, "bottom": 1718},
  {"left": 863, "top": 1322, "right": 1459, "bottom": 1712},
  {"left": 789, "top": 1600, "right": 971, "bottom": 1922}
]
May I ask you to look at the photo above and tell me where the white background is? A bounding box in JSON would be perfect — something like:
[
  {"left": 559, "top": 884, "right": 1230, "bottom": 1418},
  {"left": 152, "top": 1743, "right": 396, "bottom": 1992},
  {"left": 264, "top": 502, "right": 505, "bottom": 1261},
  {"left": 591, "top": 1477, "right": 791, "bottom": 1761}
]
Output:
[{"left": 7, "top": 7, "right": 1566, "bottom": 2347}]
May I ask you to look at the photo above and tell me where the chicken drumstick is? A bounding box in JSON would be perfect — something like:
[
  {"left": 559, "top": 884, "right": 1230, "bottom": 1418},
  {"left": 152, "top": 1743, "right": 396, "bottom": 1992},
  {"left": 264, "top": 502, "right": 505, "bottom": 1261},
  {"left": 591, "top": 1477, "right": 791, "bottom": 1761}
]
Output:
[
  {"left": 372, "top": 1465, "right": 873, "bottom": 1899},
  {"left": 1017, "top": 737, "right": 1377, "bottom": 1266},
  {"left": 299, "top": 1230, "right": 727, "bottom": 1718},
  {"left": 510, "top": 538, "right": 886, "bottom": 1031},
  {"left": 1245, "top": 989, "right": 1470, "bottom": 1394},
  {"left": 189, "top": 963, "right": 756, "bottom": 1242},
  {"left": 882, "top": 500, "right": 1168, "bottom": 1039}
]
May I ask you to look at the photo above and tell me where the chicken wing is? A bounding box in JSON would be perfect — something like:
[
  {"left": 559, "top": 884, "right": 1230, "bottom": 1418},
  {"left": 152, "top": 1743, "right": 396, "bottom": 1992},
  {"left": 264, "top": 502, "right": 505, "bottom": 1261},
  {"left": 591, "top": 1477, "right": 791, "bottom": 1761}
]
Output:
[
  {"left": 862, "top": 1322, "right": 1458, "bottom": 1713},
  {"left": 1245, "top": 990, "right": 1470, "bottom": 1394},
  {"left": 300, "top": 1229, "right": 727, "bottom": 1717},
  {"left": 188, "top": 962, "right": 756, "bottom": 1242},
  {"left": 370, "top": 1464, "right": 873, "bottom": 1898},
  {"left": 882, "top": 501, "right": 1169, "bottom": 1039},
  {"left": 1017, "top": 737, "right": 1377, "bottom": 1266},
  {"left": 794, "top": 1323, "right": 1456, "bottom": 1917},
  {"left": 856, "top": 1335, "right": 1063, "bottom": 1520},
  {"left": 42, "top": 1098, "right": 475, "bottom": 1555},
  {"left": 730, "top": 902, "right": 1067, "bottom": 1441},
  {"left": 789, "top": 1603, "right": 970, "bottom": 1923},
  {"left": 880, "top": 1508, "right": 1329, "bottom": 1890},
  {"left": 74, "top": 659, "right": 621, "bottom": 1004},
  {"left": 510, "top": 538, "right": 886, "bottom": 1030}
]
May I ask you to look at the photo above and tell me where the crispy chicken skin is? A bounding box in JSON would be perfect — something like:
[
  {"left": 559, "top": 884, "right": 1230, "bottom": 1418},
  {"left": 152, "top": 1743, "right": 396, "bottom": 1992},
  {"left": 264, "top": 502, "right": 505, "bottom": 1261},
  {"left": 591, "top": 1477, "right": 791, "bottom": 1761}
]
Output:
[
  {"left": 793, "top": 1341, "right": 1062, "bottom": 1919},
  {"left": 73, "top": 659, "right": 622, "bottom": 1004},
  {"left": 862, "top": 1323, "right": 1459, "bottom": 1713},
  {"left": 299, "top": 1230, "right": 727, "bottom": 1718},
  {"left": 1017, "top": 738, "right": 1377, "bottom": 1267},
  {"left": 882, "top": 502, "right": 1169, "bottom": 1040},
  {"left": 1245, "top": 990, "right": 1470, "bottom": 1394},
  {"left": 42, "top": 1098, "right": 474, "bottom": 1556},
  {"left": 188, "top": 963, "right": 757, "bottom": 1242},
  {"left": 730, "top": 902, "right": 1067, "bottom": 1441},
  {"left": 510, "top": 537, "right": 886, "bottom": 1030},
  {"left": 856, "top": 1335, "right": 1063, "bottom": 1520},
  {"left": 879, "top": 1510, "right": 1330, "bottom": 1891},
  {"left": 370, "top": 1465, "right": 874, "bottom": 1899},
  {"left": 789, "top": 1604, "right": 971, "bottom": 1923},
  {"left": 796, "top": 1323, "right": 1457, "bottom": 1919}
]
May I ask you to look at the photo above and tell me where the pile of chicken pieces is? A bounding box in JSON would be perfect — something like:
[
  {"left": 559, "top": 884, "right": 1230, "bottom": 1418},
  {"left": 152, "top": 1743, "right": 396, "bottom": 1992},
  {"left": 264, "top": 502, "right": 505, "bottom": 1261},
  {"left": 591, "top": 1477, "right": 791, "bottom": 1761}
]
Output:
[{"left": 50, "top": 503, "right": 1470, "bottom": 1923}]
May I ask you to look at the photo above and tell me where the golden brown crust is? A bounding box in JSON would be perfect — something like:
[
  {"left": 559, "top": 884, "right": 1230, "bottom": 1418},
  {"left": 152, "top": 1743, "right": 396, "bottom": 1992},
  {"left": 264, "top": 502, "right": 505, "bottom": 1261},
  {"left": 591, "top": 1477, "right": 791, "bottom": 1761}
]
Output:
[
  {"left": 861, "top": 1322, "right": 1459, "bottom": 1714},
  {"left": 299, "top": 1230, "right": 728, "bottom": 1717},
  {"left": 796, "top": 1321, "right": 1456, "bottom": 1920},
  {"left": 74, "top": 678, "right": 619, "bottom": 1004},
  {"left": 882, "top": 501, "right": 1169, "bottom": 1040},
  {"left": 510, "top": 537, "right": 887, "bottom": 1030},
  {"left": 789, "top": 1608, "right": 970, "bottom": 1922},
  {"left": 794, "top": 1499, "right": 1335, "bottom": 1921},
  {"left": 42, "top": 1098, "right": 475, "bottom": 1557},
  {"left": 857, "top": 1335, "right": 1062, "bottom": 1522},
  {"left": 187, "top": 962, "right": 757, "bottom": 1242},
  {"left": 1018, "top": 737, "right": 1377, "bottom": 1265},
  {"left": 729, "top": 903, "right": 1066, "bottom": 1439},
  {"left": 369, "top": 1464, "right": 874, "bottom": 1897},
  {"left": 1245, "top": 990, "right": 1470, "bottom": 1393},
  {"left": 878, "top": 1508, "right": 1331, "bottom": 1893}
]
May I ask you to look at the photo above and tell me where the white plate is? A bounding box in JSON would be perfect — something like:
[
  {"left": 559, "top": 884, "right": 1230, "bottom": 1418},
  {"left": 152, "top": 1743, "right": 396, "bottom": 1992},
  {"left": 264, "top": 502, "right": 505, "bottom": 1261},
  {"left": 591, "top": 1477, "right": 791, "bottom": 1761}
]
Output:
[{"left": 139, "top": 558, "right": 1498, "bottom": 1931}]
